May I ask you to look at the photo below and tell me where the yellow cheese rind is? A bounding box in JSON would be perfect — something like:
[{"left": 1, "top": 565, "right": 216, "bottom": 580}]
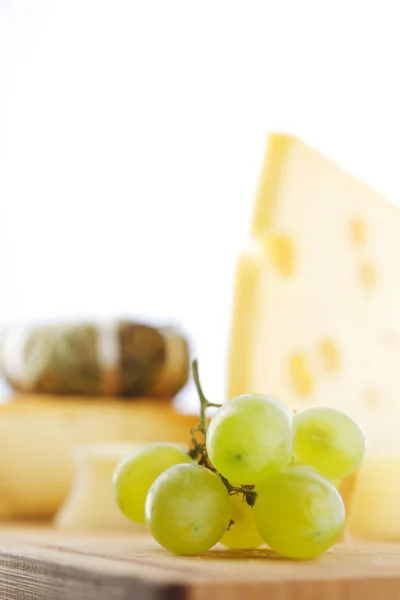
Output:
[
  {"left": 251, "top": 133, "right": 294, "bottom": 238},
  {"left": 228, "top": 133, "right": 400, "bottom": 452},
  {"left": 227, "top": 246, "right": 268, "bottom": 401}
]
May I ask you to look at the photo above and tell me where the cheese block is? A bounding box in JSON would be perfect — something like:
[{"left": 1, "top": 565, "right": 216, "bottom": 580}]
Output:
[
  {"left": 347, "top": 455, "right": 400, "bottom": 540},
  {"left": 0, "top": 396, "right": 198, "bottom": 519},
  {"left": 228, "top": 133, "right": 400, "bottom": 452}
]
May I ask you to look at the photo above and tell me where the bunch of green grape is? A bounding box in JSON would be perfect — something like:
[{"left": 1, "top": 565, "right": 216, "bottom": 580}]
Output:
[{"left": 113, "top": 368, "right": 365, "bottom": 559}]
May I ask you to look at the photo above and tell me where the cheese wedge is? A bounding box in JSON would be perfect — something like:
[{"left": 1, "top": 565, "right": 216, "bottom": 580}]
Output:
[
  {"left": 0, "top": 396, "right": 197, "bottom": 519},
  {"left": 228, "top": 133, "right": 400, "bottom": 453}
]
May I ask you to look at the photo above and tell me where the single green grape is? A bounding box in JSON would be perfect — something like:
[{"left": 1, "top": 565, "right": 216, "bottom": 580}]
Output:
[
  {"left": 206, "top": 394, "right": 293, "bottom": 484},
  {"left": 220, "top": 493, "right": 264, "bottom": 549},
  {"left": 112, "top": 442, "right": 193, "bottom": 524},
  {"left": 254, "top": 468, "right": 345, "bottom": 559},
  {"left": 145, "top": 463, "right": 231, "bottom": 555},
  {"left": 293, "top": 407, "right": 365, "bottom": 480}
]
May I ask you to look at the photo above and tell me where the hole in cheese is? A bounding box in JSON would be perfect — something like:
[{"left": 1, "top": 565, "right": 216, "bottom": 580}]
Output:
[
  {"left": 267, "top": 235, "right": 295, "bottom": 276},
  {"left": 288, "top": 353, "right": 313, "bottom": 397},
  {"left": 364, "top": 388, "right": 382, "bottom": 410},
  {"left": 359, "top": 261, "right": 378, "bottom": 291},
  {"left": 350, "top": 219, "right": 367, "bottom": 245},
  {"left": 318, "top": 339, "right": 340, "bottom": 374}
]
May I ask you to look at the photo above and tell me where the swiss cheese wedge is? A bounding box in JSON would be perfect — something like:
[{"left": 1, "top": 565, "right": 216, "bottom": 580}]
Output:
[{"left": 228, "top": 133, "right": 400, "bottom": 452}]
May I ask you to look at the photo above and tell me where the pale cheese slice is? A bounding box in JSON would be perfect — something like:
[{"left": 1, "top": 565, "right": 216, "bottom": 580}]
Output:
[
  {"left": 54, "top": 443, "right": 145, "bottom": 531},
  {"left": 347, "top": 454, "right": 400, "bottom": 540},
  {"left": 228, "top": 133, "right": 400, "bottom": 452}
]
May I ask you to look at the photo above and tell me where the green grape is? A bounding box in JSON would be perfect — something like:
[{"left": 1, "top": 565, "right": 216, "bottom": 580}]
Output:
[
  {"left": 145, "top": 463, "right": 231, "bottom": 555},
  {"left": 220, "top": 493, "right": 264, "bottom": 549},
  {"left": 113, "top": 442, "right": 193, "bottom": 524},
  {"left": 254, "top": 468, "right": 345, "bottom": 559},
  {"left": 293, "top": 407, "right": 365, "bottom": 480},
  {"left": 206, "top": 394, "right": 293, "bottom": 484}
]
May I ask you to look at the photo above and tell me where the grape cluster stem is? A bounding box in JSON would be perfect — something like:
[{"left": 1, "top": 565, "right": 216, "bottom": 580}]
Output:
[{"left": 191, "top": 360, "right": 257, "bottom": 507}]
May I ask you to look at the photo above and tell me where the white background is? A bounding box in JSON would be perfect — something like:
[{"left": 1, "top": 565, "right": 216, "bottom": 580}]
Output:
[{"left": 1, "top": 1, "right": 400, "bottom": 408}]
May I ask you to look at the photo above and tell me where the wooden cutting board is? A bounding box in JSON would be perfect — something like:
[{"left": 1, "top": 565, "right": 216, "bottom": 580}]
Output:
[{"left": 1, "top": 526, "right": 400, "bottom": 599}]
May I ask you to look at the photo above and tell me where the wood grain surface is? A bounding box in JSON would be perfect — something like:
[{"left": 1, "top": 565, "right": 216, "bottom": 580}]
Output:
[{"left": 1, "top": 526, "right": 400, "bottom": 600}]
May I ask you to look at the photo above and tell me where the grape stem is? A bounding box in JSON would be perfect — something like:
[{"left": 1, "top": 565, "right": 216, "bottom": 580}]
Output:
[
  {"left": 191, "top": 359, "right": 257, "bottom": 507},
  {"left": 192, "top": 359, "right": 221, "bottom": 435}
]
